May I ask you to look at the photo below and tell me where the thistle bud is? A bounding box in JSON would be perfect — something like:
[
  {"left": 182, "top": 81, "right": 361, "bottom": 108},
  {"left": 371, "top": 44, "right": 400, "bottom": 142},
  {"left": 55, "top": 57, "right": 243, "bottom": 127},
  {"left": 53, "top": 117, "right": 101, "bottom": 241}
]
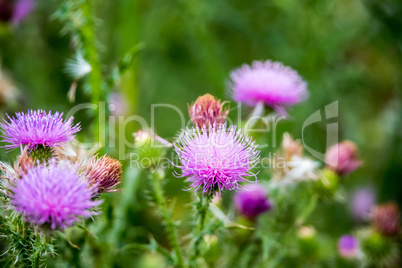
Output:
[
  {"left": 359, "top": 228, "right": 398, "bottom": 267},
  {"left": 325, "top": 141, "right": 362, "bottom": 176},
  {"left": 85, "top": 155, "right": 122, "bottom": 193},
  {"left": 188, "top": 94, "right": 229, "bottom": 129},
  {"left": 282, "top": 133, "right": 303, "bottom": 162},
  {"left": 372, "top": 203, "right": 400, "bottom": 237}
]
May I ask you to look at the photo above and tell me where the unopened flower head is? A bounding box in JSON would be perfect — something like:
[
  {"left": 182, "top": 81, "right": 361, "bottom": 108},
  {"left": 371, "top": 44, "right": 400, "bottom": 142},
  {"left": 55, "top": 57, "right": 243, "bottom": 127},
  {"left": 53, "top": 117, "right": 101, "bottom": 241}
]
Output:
[
  {"left": 0, "top": 109, "right": 81, "bottom": 151},
  {"left": 174, "top": 124, "right": 260, "bottom": 194},
  {"left": 372, "top": 203, "right": 400, "bottom": 237},
  {"left": 85, "top": 155, "right": 122, "bottom": 193},
  {"left": 229, "top": 60, "right": 308, "bottom": 113},
  {"left": 233, "top": 183, "right": 271, "bottom": 219},
  {"left": 188, "top": 93, "right": 229, "bottom": 129},
  {"left": 282, "top": 133, "right": 303, "bottom": 161},
  {"left": 325, "top": 141, "right": 362, "bottom": 176},
  {"left": 11, "top": 160, "right": 102, "bottom": 229},
  {"left": 338, "top": 235, "right": 359, "bottom": 258}
]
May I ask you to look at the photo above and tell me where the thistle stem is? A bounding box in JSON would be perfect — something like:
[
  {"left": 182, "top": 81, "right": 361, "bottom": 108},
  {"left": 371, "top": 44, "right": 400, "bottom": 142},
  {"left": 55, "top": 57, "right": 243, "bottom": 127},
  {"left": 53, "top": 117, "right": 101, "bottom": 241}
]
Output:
[
  {"left": 189, "top": 193, "right": 213, "bottom": 267},
  {"left": 151, "top": 170, "right": 184, "bottom": 268},
  {"left": 81, "top": 0, "right": 104, "bottom": 146}
]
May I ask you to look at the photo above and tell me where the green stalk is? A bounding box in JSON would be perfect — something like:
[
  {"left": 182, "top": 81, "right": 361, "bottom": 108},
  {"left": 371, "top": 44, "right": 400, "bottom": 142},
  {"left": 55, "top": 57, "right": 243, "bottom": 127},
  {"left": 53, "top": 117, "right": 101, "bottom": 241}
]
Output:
[
  {"left": 81, "top": 0, "right": 104, "bottom": 146},
  {"left": 189, "top": 193, "right": 213, "bottom": 267},
  {"left": 151, "top": 171, "right": 184, "bottom": 268}
]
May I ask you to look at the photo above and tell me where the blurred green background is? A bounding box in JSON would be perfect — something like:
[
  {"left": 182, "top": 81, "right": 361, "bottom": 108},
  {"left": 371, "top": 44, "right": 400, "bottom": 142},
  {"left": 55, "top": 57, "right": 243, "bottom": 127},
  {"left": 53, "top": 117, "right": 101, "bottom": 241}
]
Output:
[{"left": 0, "top": 0, "right": 401, "bottom": 267}]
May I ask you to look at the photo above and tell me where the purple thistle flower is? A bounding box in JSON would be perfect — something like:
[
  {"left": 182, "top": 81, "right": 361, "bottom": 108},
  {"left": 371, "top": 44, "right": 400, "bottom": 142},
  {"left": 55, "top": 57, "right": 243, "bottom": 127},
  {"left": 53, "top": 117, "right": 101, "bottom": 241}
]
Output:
[
  {"left": 11, "top": 160, "right": 102, "bottom": 229},
  {"left": 0, "top": 109, "right": 81, "bottom": 151},
  {"left": 233, "top": 183, "right": 272, "bottom": 220},
  {"left": 338, "top": 235, "right": 359, "bottom": 258},
  {"left": 174, "top": 124, "right": 260, "bottom": 194},
  {"left": 12, "top": 0, "right": 34, "bottom": 25},
  {"left": 350, "top": 187, "right": 376, "bottom": 221},
  {"left": 229, "top": 60, "right": 308, "bottom": 114}
]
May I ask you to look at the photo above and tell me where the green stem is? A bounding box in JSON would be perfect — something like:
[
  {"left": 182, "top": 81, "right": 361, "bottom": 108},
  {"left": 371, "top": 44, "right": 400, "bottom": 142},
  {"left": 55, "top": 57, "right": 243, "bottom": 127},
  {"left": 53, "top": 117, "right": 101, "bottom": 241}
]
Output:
[
  {"left": 151, "top": 171, "right": 184, "bottom": 268},
  {"left": 189, "top": 193, "right": 213, "bottom": 267},
  {"left": 296, "top": 194, "right": 318, "bottom": 226},
  {"left": 81, "top": 0, "right": 104, "bottom": 146}
]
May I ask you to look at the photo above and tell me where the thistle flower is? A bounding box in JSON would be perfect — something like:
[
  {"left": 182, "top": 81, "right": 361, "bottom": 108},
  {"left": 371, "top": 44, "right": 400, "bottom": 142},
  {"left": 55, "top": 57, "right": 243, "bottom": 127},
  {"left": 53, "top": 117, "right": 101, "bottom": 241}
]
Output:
[
  {"left": 229, "top": 60, "right": 308, "bottom": 113},
  {"left": 372, "top": 203, "right": 400, "bottom": 237},
  {"left": 0, "top": 0, "right": 34, "bottom": 24},
  {"left": 338, "top": 235, "right": 359, "bottom": 258},
  {"left": 325, "top": 141, "right": 362, "bottom": 176},
  {"left": 351, "top": 187, "right": 376, "bottom": 221},
  {"left": 188, "top": 94, "right": 229, "bottom": 129},
  {"left": 0, "top": 109, "right": 81, "bottom": 151},
  {"left": 233, "top": 183, "right": 271, "bottom": 220},
  {"left": 12, "top": 0, "right": 34, "bottom": 25},
  {"left": 85, "top": 155, "right": 122, "bottom": 193},
  {"left": 11, "top": 161, "right": 101, "bottom": 229},
  {"left": 174, "top": 124, "right": 260, "bottom": 194},
  {"left": 109, "top": 91, "right": 129, "bottom": 116}
]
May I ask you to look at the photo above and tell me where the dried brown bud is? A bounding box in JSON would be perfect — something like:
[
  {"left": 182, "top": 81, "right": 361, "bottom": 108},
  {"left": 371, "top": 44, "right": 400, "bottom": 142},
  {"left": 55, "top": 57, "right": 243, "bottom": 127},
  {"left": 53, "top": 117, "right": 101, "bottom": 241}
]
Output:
[
  {"left": 85, "top": 155, "right": 122, "bottom": 193},
  {"left": 372, "top": 202, "right": 400, "bottom": 237},
  {"left": 282, "top": 133, "right": 303, "bottom": 162},
  {"left": 188, "top": 94, "right": 229, "bottom": 129}
]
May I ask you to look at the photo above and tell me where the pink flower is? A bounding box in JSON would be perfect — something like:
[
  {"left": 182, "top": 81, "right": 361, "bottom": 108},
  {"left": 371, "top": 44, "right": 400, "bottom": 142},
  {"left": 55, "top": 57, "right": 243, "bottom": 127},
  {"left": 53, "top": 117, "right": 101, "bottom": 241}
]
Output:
[
  {"left": 229, "top": 60, "right": 308, "bottom": 113},
  {"left": 174, "top": 124, "right": 260, "bottom": 195},
  {"left": 325, "top": 141, "right": 362, "bottom": 176},
  {"left": 233, "top": 183, "right": 271, "bottom": 220},
  {"left": 11, "top": 161, "right": 101, "bottom": 229},
  {"left": 0, "top": 109, "right": 81, "bottom": 151},
  {"left": 338, "top": 235, "right": 359, "bottom": 258}
]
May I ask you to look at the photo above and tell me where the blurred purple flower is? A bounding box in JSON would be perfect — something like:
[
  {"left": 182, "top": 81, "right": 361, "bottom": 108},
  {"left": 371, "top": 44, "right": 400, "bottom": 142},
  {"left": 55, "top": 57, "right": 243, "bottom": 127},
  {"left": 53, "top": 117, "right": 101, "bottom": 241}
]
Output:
[
  {"left": 0, "top": 0, "right": 34, "bottom": 24},
  {"left": 229, "top": 60, "right": 308, "bottom": 114},
  {"left": 11, "top": 161, "right": 102, "bottom": 229},
  {"left": 109, "top": 92, "right": 128, "bottom": 116},
  {"left": 325, "top": 141, "right": 362, "bottom": 176},
  {"left": 12, "top": 0, "right": 34, "bottom": 25},
  {"left": 338, "top": 235, "right": 359, "bottom": 258},
  {"left": 351, "top": 187, "right": 376, "bottom": 221},
  {"left": 234, "top": 183, "right": 271, "bottom": 220},
  {"left": 174, "top": 124, "right": 260, "bottom": 195},
  {"left": 0, "top": 109, "right": 81, "bottom": 151}
]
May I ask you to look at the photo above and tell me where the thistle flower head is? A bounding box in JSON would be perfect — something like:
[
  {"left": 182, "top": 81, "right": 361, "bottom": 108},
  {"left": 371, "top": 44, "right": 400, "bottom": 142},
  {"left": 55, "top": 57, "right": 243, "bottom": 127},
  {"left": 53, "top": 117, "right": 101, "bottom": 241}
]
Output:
[
  {"left": 325, "top": 141, "right": 362, "bottom": 176},
  {"left": 85, "top": 155, "right": 122, "bottom": 193},
  {"left": 229, "top": 60, "right": 308, "bottom": 113},
  {"left": 12, "top": 0, "right": 34, "bottom": 25},
  {"left": 11, "top": 160, "right": 101, "bottom": 229},
  {"left": 0, "top": 109, "right": 81, "bottom": 151},
  {"left": 338, "top": 235, "right": 359, "bottom": 258},
  {"left": 0, "top": 0, "right": 34, "bottom": 24},
  {"left": 233, "top": 183, "right": 271, "bottom": 219},
  {"left": 174, "top": 124, "right": 260, "bottom": 194},
  {"left": 188, "top": 94, "right": 229, "bottom": 129},
  {"left": 372, "top": 203, "right": 400, "bottom": 237}
]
